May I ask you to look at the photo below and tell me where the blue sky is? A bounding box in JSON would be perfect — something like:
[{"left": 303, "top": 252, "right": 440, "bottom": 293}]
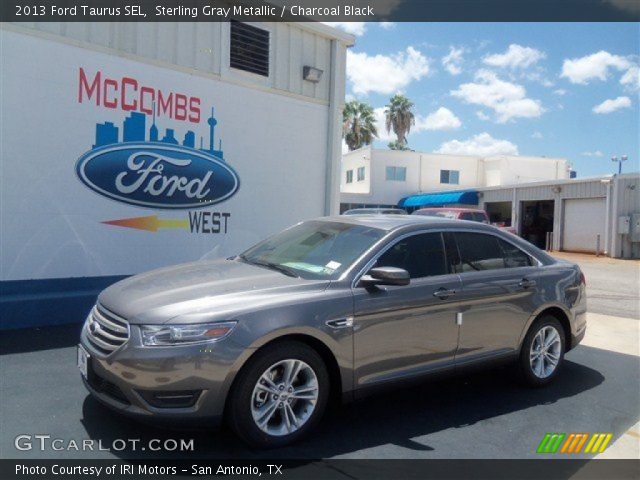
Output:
[{"left": 334, "top": 22, "right": 639, "bottom": 177}]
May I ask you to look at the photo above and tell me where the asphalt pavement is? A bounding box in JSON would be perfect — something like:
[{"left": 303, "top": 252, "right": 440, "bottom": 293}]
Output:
[{"left": 551, "top": 252, "right": 639, "bottom": 319}]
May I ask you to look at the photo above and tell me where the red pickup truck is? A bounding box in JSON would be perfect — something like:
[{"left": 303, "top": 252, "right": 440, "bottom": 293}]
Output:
[{"left": 412, "top": 207, "right": 518, "bottom": 235}]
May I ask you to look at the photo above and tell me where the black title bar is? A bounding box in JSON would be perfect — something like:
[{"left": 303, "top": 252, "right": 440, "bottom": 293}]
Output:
[{"left": 2, "top": 0, "right": 640, "bottom": 22}]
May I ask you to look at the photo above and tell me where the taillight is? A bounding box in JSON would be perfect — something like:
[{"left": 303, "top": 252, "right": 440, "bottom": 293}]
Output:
[{"left": 579, "top": 271, "right": 586, "bottom": 286}]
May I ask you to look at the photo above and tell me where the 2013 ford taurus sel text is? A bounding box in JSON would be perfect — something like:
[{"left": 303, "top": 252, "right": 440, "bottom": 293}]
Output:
[{"left": 79, "top": 215, "right": 587, "bottom": 447}]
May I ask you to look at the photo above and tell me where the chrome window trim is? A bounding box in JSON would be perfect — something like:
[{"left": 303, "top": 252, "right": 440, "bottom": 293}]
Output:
[{"left": 348, "top": 227, "right": 542, "bottom": 289}]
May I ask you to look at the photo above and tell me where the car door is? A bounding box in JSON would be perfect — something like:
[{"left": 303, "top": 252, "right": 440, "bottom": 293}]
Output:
[
  {"left": 448, "top": 231, "right": 540, "bottom": 365},
  {"left": 352, "top": 231, "right": 463, "bottom": 388}
]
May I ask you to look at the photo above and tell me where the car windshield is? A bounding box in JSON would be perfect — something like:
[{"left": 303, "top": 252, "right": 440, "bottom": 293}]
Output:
[{"left": 239, "top": 220, "right": 386, "bottom": 280}]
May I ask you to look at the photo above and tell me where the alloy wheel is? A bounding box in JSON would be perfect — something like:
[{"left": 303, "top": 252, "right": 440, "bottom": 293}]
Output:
[
  {"left": 250, "top": 359, "right": 319, "bottom": 436},
  {"left": 529, "top": 325, "right": 562, "bottom": 379}
]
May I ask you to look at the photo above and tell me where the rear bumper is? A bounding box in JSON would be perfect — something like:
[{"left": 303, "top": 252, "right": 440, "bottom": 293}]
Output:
[{"left": 570, "top": 317, "right": 587, "bottom": 351}]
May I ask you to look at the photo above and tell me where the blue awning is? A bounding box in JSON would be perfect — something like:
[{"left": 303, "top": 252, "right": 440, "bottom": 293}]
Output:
[{"left": 398, "top": 190, "right": 479, "bottom": 208}]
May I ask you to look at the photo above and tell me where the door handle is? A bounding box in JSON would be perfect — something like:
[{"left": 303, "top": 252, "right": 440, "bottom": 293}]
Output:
[
  {"left": 433, "top": 288, "right": 456, "bottom": 299},
  {"left": 518, "top": 278, "right": 537, "bottom": 289}
]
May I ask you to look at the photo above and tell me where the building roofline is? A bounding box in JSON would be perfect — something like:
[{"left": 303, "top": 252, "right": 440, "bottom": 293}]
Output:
[
  {"left": 475, "top": 172, "right": 640, "bottom": 191},
  {"left": 362, "top": 148, "right": 567, "bottom": 162},
  {"left": 293, "top": 22, "right": 356, "bottom": 46}
]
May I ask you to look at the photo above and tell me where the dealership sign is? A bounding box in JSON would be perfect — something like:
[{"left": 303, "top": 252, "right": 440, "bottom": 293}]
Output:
[
  {"left": 76, "top": 143, "right": 239, "bottom": 209},
  {"left": 73, "top": 68, "right": 239, "bottom": 232}
]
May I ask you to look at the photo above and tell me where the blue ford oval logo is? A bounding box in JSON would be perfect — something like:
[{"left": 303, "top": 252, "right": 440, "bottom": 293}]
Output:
[{"left": 76, "top": 143, "right": 240, "bottom": 209}]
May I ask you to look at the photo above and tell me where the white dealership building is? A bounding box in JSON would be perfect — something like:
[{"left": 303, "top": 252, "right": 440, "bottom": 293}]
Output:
[
  {"left": 0, "top": 21, "right": 354, "bottom": 329},
  {"left": 340, "top": 146, "right": 571, "bottom": 209},
  {"left": 340, "top": 147, "right": 639, "bottom": 258}
]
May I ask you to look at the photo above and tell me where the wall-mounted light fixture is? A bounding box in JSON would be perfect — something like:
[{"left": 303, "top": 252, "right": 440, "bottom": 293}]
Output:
[
  {"left": 551, "top": 186, "right": 562, "bottom": 194},
  {"left": 303, "top": 66, "right": 323, "bottom": 83}
]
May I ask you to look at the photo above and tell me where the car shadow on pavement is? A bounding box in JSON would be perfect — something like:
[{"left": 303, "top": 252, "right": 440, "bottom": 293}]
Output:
[
  {"left": 79, "top": 357, "right": 606, "bottom": 460},
  {"left": 1, "top": 323, "right": 82, "bottom": 355}
]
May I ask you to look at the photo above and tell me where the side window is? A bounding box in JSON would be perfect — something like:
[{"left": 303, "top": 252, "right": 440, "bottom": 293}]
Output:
[
  {"left": 375, "top": 233, "right": 448, "bottom": 278},
  {"left": 454, "top": 232, "right": 506, "bottom": 272},
  {"left": 472, "top": 212, "right": 488, "bottom": 223},
  {"left": 460, "top": 212, "right": 474, "bottom": 221},
  {"left": 499, "top": 239, "right": 533, "bottom": 268}
]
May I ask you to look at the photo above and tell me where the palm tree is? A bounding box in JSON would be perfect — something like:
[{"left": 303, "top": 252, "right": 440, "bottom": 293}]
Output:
[
  {"left": 385, "top": 94, "right": 415, "bottom": 150},
  {"left": 342, "top": 100, "right": 378, "bottom": 151}
]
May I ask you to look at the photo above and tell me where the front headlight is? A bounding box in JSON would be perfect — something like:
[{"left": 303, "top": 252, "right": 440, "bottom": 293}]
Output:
[{"left": 141, "top": 321, "right": 237, "bottom": 346}]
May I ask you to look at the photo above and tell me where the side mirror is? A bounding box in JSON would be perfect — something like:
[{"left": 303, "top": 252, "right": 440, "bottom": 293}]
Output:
[{"left": 360, "top": 267, "right": 410, "bottom": 287}]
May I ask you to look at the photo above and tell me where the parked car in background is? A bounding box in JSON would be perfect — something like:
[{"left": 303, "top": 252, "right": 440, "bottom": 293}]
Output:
[
  {"left": 343, "top": 208, "right": 407, "bottom": 215},
  {"left": 413, "top": 207, "right": 518, "bottom": 235},
  {"left": 79, "top": 215, "right": 586, "bottom": 448}
]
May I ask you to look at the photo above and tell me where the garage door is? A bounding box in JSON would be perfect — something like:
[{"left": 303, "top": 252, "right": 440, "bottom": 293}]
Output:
[{"left": 562, "top": 198, "right": 606, "bottom": 253}]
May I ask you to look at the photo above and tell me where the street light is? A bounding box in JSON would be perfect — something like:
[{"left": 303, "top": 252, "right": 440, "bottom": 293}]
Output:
[{"left": 611, "top": 155, "right": 628, "bottom": 174}]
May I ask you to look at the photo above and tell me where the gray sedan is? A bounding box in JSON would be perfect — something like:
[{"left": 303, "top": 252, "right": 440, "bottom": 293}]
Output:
[{"left": 79, "top": 215, "right": 587, "bottom": 447}]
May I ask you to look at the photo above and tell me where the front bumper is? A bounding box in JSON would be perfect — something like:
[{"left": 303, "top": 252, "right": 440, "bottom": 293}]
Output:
[{"left": 79, "top": 323, "right": 246, "bottom": 426}]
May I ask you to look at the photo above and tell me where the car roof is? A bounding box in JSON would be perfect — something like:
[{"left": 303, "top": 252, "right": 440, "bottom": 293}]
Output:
[{"left": 318, "top": 214, "right": 491, "bottom": 232}]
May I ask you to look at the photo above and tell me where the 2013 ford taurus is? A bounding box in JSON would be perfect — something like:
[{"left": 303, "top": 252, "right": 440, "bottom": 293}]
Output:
[{"left": 79, "top": 215, "right": 587, "bottom": 447}]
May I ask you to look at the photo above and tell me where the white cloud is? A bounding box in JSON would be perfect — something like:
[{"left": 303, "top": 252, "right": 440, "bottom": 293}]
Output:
[
  {"left": 483, "top": 44, "right": 546, "bottom": 69},
  {"left": 436, "top": 132, "right": 519, "bottom": 156},
  {"left": 347, "top": 47, "right": 430, "bottom": 95},
  {"left": 620, "top": 65, "right": 640, "bottom": 92},
  {"left": 416, "top": 107, "right": 462, "bottom": 131},
  {"left": 582, "top": 150, "right": 604, "bottom": 157},
  {"left": 531, "top": 131, "right": 543, "bottom": 139},
  {"left": 379, "top": 22, "right": 396, "bottom": 30},
  {"left": 451, "top": 70, "right": 544, "bottom": 123},
  {"left": 561, "top": 51, "right": 632, "bottom": 84},
  {"left": 476, "top": 110, "right": 490, "bottom": 121},
  {"left": 323, "top": 22, "right": 367, "bottom": 36},
  {"left": 592, "top": 96, "right": 632, "bottom": 114},
  {"left": 442, "top": 46, "right": 465, "bottom": 76},
  {"left": 553, "top": 89, "right": 567, "bottom": 96}
]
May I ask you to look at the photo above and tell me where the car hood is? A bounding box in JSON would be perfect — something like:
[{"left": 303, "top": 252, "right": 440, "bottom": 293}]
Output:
[{"left": 98, "top": 259, "right": 330, "bottom": 324}]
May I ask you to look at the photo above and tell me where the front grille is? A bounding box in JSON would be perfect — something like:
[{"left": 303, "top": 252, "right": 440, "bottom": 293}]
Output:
[{"left": 86, "top": 304, "right": 129, "bottom": 355}]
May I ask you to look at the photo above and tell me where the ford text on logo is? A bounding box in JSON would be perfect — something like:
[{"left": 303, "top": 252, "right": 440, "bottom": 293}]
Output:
[{"left": 76, "top": 143, "right": 239, "bottom": 209}]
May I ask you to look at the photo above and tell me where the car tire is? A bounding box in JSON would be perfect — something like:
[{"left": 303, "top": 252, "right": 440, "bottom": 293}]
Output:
[
  {"left": 227, "top": 340, "right": 329, "bottom": 448},
  {"left": 519, "top": 315, "right": 566, "bottom": 387}
]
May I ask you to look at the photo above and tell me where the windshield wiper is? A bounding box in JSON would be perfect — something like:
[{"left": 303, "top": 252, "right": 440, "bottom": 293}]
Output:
[{"left": 239, "top": 256, "right": 299, "bottom": 278}]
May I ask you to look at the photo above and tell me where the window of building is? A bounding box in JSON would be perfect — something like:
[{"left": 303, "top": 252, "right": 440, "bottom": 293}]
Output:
[
  {"left": 440, "top": 169, "right": 460, "bottom": 184},
  {"left": 386, "top": 166, "right": 407, "bottom": 181},
  {"left": 357, "top": 166, "right": 366, "bottom": 181},
  {"left": 346, "top": 170, "right": 353, "bottom": 184},
  {"left": 375, "top": 233, "right": 448, "bottom": 278},
  {"left": 230, "top": 21, "right": 270, "bottom": 77}
]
